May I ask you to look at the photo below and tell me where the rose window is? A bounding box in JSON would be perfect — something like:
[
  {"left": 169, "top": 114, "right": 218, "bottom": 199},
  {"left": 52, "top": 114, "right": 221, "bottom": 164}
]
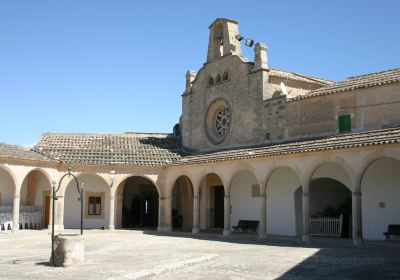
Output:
[{"left": 214, "top": 107, "right": 230, "bottom": 137}]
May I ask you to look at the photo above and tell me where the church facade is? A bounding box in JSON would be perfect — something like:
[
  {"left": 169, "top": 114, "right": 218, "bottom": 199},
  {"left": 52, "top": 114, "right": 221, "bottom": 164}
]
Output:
[{"left": 1, "top": 18, "right": 399, "bottom": 244}]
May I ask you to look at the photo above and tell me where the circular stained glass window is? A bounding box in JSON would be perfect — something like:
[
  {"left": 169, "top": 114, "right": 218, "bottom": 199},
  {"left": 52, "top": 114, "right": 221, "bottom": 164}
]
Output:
[
  {"left": 214, "top": 107, "right": 230, "bottom": 137},
  {"left": 205, "top": 99, "right": 231, "bottom": 144}
]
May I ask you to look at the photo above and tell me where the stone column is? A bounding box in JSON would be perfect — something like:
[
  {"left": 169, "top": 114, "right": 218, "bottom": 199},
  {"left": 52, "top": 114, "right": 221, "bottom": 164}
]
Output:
[
  {"left": 259, "top": 194, "right": 267, "bottom": 238},
  {"left": 302, "top": 192, "right": 310, "bottom": 242},
  {"left": 192, "top": 195, "right": 200, "bottom": 234},
  {"left": 157, "top": 197, "right": 172, "bottom": 232},
  {"left": 223, "top": 195, "right": 230, "bottom": 236},
  {"left": 12, "top": 194, "right": 20, "bottom": 232},
  {"left": 352, "top": 191, "right": 362, "bottom": 245},
  {"left": 108, "top": 194, "right": 115, "bottom": 230}
]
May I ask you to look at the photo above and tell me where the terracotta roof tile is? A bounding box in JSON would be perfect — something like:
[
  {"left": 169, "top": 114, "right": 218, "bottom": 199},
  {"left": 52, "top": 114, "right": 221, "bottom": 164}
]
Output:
[
  {"left": 288, "top": 68, "right": 400, "bottom": 101},
  {"left": 33, "top": 133, "right": 185, "bottom": 167},
  {"left": 169, "top": 128, "right": 400, "bottom": 166},
  {"left": 0, "top": 142, "right": 54, "bottom": 162}
]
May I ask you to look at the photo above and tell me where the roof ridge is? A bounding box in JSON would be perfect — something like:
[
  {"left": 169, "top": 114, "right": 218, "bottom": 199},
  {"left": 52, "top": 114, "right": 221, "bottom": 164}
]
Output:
[{"left": 346, "top": 67, "right": 400, "bottom": 80}]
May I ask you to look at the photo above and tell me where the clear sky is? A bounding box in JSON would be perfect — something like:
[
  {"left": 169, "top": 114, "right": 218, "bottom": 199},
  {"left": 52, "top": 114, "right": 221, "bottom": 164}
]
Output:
[{"left": 1, "top": 0, "right": 399, "bottom": 146}]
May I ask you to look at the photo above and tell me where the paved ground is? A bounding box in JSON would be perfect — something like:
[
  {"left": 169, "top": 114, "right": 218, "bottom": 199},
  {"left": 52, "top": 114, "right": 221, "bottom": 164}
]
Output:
[{"left": 0, "top": 230, "right": 399, "bottom": 280}]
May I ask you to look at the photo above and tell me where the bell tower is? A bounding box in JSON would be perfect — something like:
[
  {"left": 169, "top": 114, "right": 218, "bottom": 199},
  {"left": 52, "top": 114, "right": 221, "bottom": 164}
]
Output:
[{"left": 207, "top": 18, "right": 242, "bottom": 62}]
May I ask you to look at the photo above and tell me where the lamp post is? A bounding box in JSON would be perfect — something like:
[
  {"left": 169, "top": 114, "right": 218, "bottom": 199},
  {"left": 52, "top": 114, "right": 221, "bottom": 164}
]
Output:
[{"left": 51, "top": 167, "right": 83, "bottom": 267}]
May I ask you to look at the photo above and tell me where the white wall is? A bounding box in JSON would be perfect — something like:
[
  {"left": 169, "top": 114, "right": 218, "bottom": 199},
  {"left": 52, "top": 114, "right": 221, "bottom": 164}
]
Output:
[
  {"left": 64, "top": 174, "right": 110, "bottom": 229},
  {"left": 0, "top": 168, "right": 14, "bottom": 206},
  {"left": 230, "top": 171, "right": 260, "bottom": 230},
  {"left": 267, "top": 168, "right": 300, "bottom": 236},
  {"left": 362, "top": 158, "right": 400, "bottom": 240}
]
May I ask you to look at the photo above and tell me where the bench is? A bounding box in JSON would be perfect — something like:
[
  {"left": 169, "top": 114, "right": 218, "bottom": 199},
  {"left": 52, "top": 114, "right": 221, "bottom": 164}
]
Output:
[
  {"left": 232, "top": 220, "right": 259, "bottom": 234},
  {"left": 384, "top": 224, "right": 400, "bottom": 241}
]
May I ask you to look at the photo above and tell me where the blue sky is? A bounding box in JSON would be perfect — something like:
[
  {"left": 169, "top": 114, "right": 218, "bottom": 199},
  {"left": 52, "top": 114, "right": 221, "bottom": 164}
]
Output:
[{"left": 1, "top": 0, "right": 399, "bottom": 146}]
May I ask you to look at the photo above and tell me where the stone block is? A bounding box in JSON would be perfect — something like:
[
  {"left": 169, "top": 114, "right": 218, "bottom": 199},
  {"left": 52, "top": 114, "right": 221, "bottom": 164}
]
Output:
[{"left": 51, "top": 234, "right": 84, "bottom": 267}]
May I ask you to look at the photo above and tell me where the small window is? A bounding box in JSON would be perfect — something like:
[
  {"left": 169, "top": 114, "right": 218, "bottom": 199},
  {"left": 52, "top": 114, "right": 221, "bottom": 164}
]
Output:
[
  {"left": 338, "top": 115, "right": 351, "bottom": 133},
  {"left": 223, "top": 72, "right": 228, "bottom": 81},
  {"left": 88, "top": 196, "right": 101, "bottom": 215},
  {"left": 216, "top": 74, "right": 221, "bottom": 83},
  {"left": 208, "top": 77, "right": 214, "bottom": 85}
]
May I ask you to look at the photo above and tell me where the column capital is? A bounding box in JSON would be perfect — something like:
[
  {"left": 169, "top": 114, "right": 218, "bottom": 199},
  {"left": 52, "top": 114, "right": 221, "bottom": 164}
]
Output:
[
  {"left": 13, "top": 195, "right": 20, "bottom": 199},
  {"left": 302, "top": 192, "right": 309, "bottom": 197},
  {"left": 159, "top": 196, "right": 171, "bottom": 201},
  {"left": 260, "top": 194, "right": 267, "bottom": 198},
  {"left": 110, "top": 195, "right": 115, "bottom": 199},
  {"left": 352, "top": 192, "right": 362, "bottom": 196},
  {"left": 224, "top": 195, "right": 230, "bottom": 198},
  {"left": 193, "top": 195, "right": 199, "bottom": 199}
]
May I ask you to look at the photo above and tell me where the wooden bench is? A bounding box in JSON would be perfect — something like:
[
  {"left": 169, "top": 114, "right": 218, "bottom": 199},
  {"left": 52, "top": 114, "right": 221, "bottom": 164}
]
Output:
[
  {"left": 232, "top": 220, "right": 259, "bottom": 234},
  {"left": 384, "top": 224, "right": 400, "bottom": 241}
]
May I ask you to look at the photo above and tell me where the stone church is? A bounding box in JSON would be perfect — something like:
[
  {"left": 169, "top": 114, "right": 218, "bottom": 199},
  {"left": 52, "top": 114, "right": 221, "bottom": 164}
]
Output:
[{"left": 1, "top": 18, "right": 399, "bottom": 244}]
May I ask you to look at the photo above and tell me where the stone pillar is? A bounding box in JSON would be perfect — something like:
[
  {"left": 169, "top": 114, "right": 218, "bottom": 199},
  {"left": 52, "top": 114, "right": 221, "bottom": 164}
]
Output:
[
  {"left": 223, "top": 195, "right": 230, "bottom": 236},
  {"left": 12, "top": 195, "right": 20, "bottom": 232},
  {"left": 108, "top": 194, "right": 115, "bottom": 230},
  {"left": 302, "top": 192, "right": 310, "bottom": 242},
  {"left": 259, "top": 194, "right": 267, "bottom": 238},
  {"left": 192, "top": 195, "right": 200, "bottom": 234},
  {"left": 254, "top": 43, "right": 268, "bottom": 70},
  {"left": 157, "top": 197, "right": 172, "bottom": 232},
  {"left": 352, "top": 192, "right": 362, "bottom": 245}
]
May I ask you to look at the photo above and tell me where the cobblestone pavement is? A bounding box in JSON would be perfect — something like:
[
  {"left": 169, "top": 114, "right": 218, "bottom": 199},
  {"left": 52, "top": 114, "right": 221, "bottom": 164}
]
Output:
[{"left": 0, "top": 230, "right": 399, "bottom": 280}]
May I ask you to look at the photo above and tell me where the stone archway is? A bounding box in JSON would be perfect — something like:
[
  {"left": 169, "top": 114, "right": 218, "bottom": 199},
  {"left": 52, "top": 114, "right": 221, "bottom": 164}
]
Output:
[
  {"left": 361, "top": 157, "right": 400, "bottom": 240},
  {"left": 199, "top": 173, "right": 225, "bottom": 232},
  {"left": 116, "top": 176, "right": 159, "bottom": 229},
  {"left": 309, "top": 163, "right": 353, "bottom": 238},
  {"left": 229, "top": 170, "right": 260, "bottom": 233},
  {"left": 19, "top": 169, "right": 51, "bottom": 229},
  {"left": 64, "top": 173, "right": 110, "bottom": 229},
  {"left": 0, "top": 166, "right": 15, "bottom": 231},
  {"left": 266, "top": 167, "right": 302, "bottom": 237},
  {"left": 171, "top": 175, "right": 194, "bottom": 231}
]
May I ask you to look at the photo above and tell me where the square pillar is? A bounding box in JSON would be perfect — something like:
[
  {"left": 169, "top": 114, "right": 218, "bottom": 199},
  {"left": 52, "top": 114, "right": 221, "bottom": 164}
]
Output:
[
  {"left": 12, "top": 195, "right": 20, "bottom": 233},
  {"left": 157, "top": 197, "right": 172, "bottom": 232},
  {"left": 259, "top": 194, "right": 267, "bottom": 238},
  {"left": 192, "top": 195, "right": 200, "bottom": 234},
  {"left": 302, "top": 192, "right": 310, "bottom": 242},
  {"left": 223, "top": 195, "right": 230, "bottom": 236}
]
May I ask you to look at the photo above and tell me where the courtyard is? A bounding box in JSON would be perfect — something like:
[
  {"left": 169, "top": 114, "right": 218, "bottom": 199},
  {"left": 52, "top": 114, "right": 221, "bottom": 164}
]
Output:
[{"left": 0, "top": 230, "right": 399, "bottom": 280}]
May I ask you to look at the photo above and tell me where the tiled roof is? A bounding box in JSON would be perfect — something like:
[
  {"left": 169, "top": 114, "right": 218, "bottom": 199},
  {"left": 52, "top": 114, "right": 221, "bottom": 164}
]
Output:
[
  {"left": 288, "top": 68, "right": 400, "bottom": 102},
  {"left": 269, "top": 69, "right": 334, "bottom": 85},
  {"left": 33, "top": 133, "right": 185, "bottom": 167},
  {"left": 0, "top": 142, "right": 54, "bottom": 162},
  {"left": 169, "top": 128, "right": 400, "bottom": 166}
]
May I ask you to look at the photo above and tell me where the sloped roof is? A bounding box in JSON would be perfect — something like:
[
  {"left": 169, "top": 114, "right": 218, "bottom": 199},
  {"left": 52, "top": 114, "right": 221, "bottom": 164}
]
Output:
[
  {"left": 0, "top": 142, "right": 54, "bottom": 162},
  {"left": 269, "top": 68, "right": 334, "bottom": 85},
  {"left": 169, "top": 128, "right": 400, "bottom": 166},
  {"left": 288, "top": 68, "right": 400, "bottom": 101},
  {"left": 33, "top": 133, "right": 186, "bottom": 167}
]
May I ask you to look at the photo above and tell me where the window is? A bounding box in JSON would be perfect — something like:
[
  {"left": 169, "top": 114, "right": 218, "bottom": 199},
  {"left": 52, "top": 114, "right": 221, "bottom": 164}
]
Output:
[
  {"left": 85, "top": 191, "right": 104, "bottom": 219},
  {"left": 208, "top": 77, "right": 214, "bottom": 85},
  {"left": 216, "top": 74, "right": 221, "bottom": 83},
  {"left": 338, "top": 115, "right": 351, "bottom": 133},
  {"left": 88, "top": 196, "right": 101, "bottom": 215},
  {"left": 223, "top": 72, "right": 228, "bottom": 81}
]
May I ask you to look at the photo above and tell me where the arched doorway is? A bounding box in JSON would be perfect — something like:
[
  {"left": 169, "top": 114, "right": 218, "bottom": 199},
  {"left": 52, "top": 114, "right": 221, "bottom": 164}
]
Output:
[
  {"left": 361, "top": 157, "right": 400, "bottom": 240},
  {"left": 116, "top": 176, "right": 159, "bottom": 229},
  {"left": 171, "top": 176, "right": 194, "bottom": 231},
  {"left": 230, "top": 170, "right": 260, "bottom": 233},
  {"left": 64, "top": 173, "right": 110, "bottom": 229},
  {"left": 19, "top": 170, "right": 51, "bottom": 229},
  {"left": 309, "top": 163, "right": 352, "bottom": 238},
  {"left": 0, "top": 166, "right": 15, "bottom": 231},
  {"left": 199, "top": 173, "right": 224, "bottom": 232},
  {"left": 266, "top": 167, "right": 302, "bottom": 236}
]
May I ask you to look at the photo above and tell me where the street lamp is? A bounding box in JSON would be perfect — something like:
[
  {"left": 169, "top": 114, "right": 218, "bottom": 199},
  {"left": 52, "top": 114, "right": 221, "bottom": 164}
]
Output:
[{"left": 51, "top": 167, "right": 83, "bottom": 267}]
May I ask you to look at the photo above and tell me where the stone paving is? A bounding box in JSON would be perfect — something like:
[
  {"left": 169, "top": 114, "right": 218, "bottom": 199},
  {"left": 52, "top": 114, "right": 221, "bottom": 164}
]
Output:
[{"left": 0, "top": 230, "right": 399, "bottom": 280}]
